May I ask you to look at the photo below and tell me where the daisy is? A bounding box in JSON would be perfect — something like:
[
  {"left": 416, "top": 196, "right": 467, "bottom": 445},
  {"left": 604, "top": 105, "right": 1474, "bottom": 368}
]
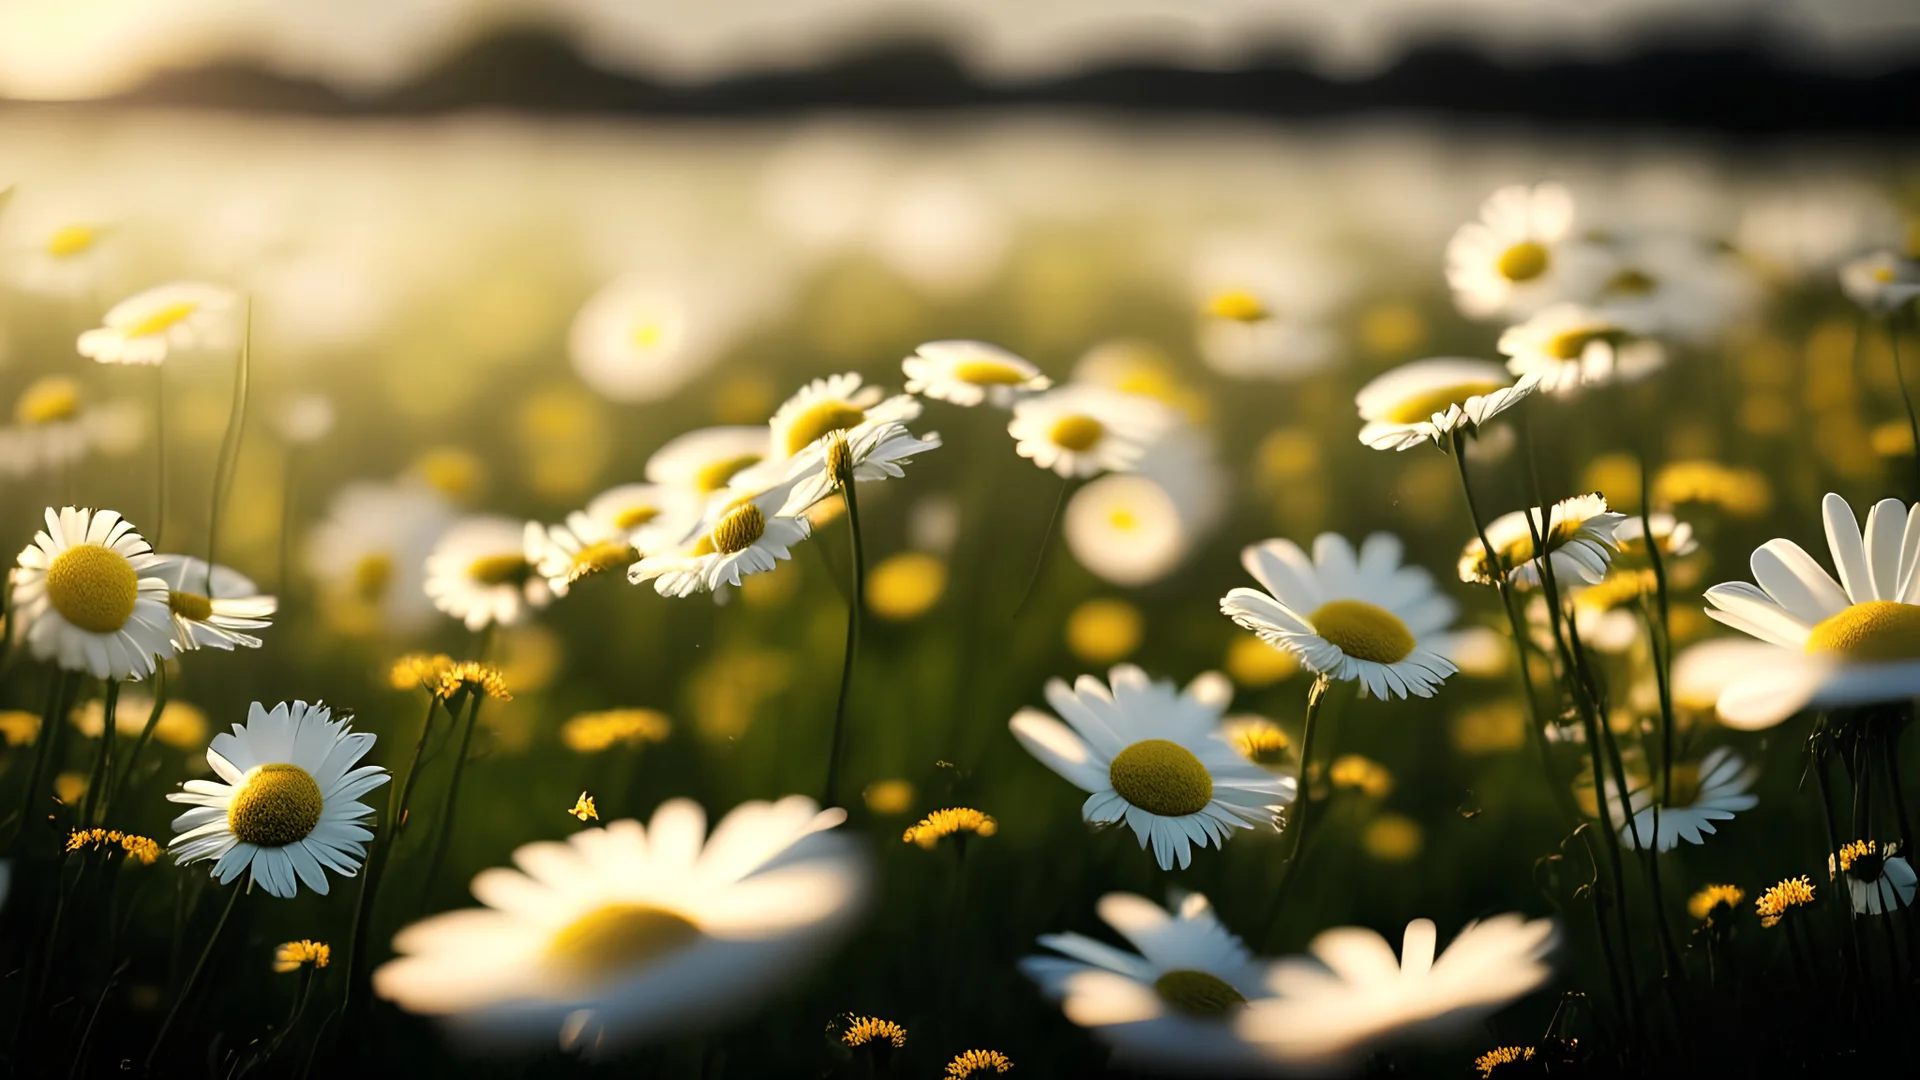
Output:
[
  {"left": 10, "top": 507, "right": 175, "bottom": 680},
  {"left": 1444, "top": 183, "right": 1602, "bottom": 319},
  {"left": 1458, "top": 495, "right": 1626, "bottom": 590},
  {"left": 581, "top": 483, "right": 702, "bottom": 556},
  {"left": 643, "top": 427, "right": 768, "bottom": 495},
  {"left": 1839, "top": 250, "right": 1920, "bottom": 314},
  {"left": 1008, "top": 384, "right": 1172, "bottom": 479},
  {"left": 1613, "top": 747, "right": 1758, "bottom": 852},
  {"left": 1189, "top": 239, "right": 1349, "bottom": 380},
  {"left": 526, "top": 512, "right": 642, "bottom": 595},
  {"left": 166, "top": 701, "right": 388, "bottom": 899},
  {"left": 0, "top": 376, "right": 91, "bottom": 478},
  {"left": 1008, "top": 665, "right": 1292, "bottom": 870},
  {"left": 1830, "top": 840, "right": 1919, "bottom": 915},
  {"left": 1353, "top": 358, "right": 1539, "bottom": 452},
  {"left": 5, "top": 204, "right": 112, "bottom": 298},
  {"left": 1593, "top": 234, "right": 1760, "bottom": 343},
  {"left": 306, "top": 479, "right": 453, "bottom": 634},
  {"left": 1613, "top": 512, "right": 1699, "bottom": 560},
  {"left": 1702, "top": 493, "right": 1920, "bottom": 729},
  {"left": 567, "top": 277, "right": 702, "bottom": 403},
  {"left": 761, "top": 372, "right": 922, "bottom": 475},
  {"left": 628, "top": 485, "right": 810, "bottom": 598},
  {"left": 77, "top": 282, "right": 237, "bottom": 366},
  {"left": 776, "top": 420, "right": 943, "bottom": 518},
  {"left": 423, "top": 515, "right": 551, "bottom": 631},
  {"left": 1063, "top": 473, "right": 1190, "bottom": 587},
  {"left": 1497, "top": 304, "right": 1666, "bottom": 394},
  {"left": 1221, "top": 533, "right": 1460, "bottom": 700},
  {"left": 372, "top": 796, "right": 868, "bottom": 1054},
  {"left": 146, "top": 554, "right": 277, "bottom": 651},
  {"left": 903, "top": 340, "right": 1050, "bottom": 407},
  {"left": 1021, "top": 892, "right": 1285, "bottom": 1074},
  {"left": 1237, "top": 915, "right": 1558, "bottom": 1070}
]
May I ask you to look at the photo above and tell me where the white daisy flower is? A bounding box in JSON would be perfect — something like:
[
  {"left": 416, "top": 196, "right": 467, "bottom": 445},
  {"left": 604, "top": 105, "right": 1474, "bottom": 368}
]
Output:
[
  {"left": 9, "top": 507, "right": 175, "bottom": 681},
  {"left": 776, "top": 420, "right": 943, "bottom": 517},
  {"left": 1613, "top": 512, "right": 1699, "bottom": 560},
  {"left": 1839, "top": 250, "right": 1920, "bottom": 314},
  {"left": 1008, "top": 384, "right": 1172, "bottom": 479},
  {"left": 1020, "top": 892, "right": 1285, "bottom": 1075},
  {"left": 77, "top": 282, "right": 238, "bottom": 366},
  {"left": 147, "top": 555, "right": 277, "bottom": 651},
  {"left": 4, "top": 203, "right": 113, "bottom": 298},
  {"left": 166, "top": 700, "right": 388, "bottom": 899},
  {"left": 1459, "top": 495, "right": 1627, "bottom": 590},
  {"left": 628, "top": 485, "right": 811, "bottom": 598},
  {"left": 568, "top": 277, "right": 703, "bottom": 404},
  {"left": 372, "top": 796, "right": 868, "bottom": 1055},
  {"left": 1063, "top": 473, "right": 1190, "bottom": 588},
  {"left": 307, "top": 479, "right": 454, "bottom": 634},
  {"left": 643, "top": 426, "right": 769, "bottom": 496},
  {"left": 903, "top": 340, "right": 1050, "bottom": 407},
  {"left": 1445, "top": 182, "right": 1602, "bottom": 319},
  {"left": 760, "top": 372, "right": 921, "bottom": 473},
  {"left": 1237, "top": 914, "right": 1557, "bottom": 1070},
  {"left": 1497, "top": 303, "right": 1666, "bottom": 394},
  {"left": 1593, "top": 234, "right": 1760, "bottom": 344},
  {"left": 0, "top": 376, "right": 91, "bottom": 478},
  {"left": 1189, "top": 238, "right": 1349, "bottom": 381},
  {"left": 582, "top": 483, "right": 702, "bottom": 556},
  {"left": 1702, "top": 493, "right": 1920, "bottom": 730},
  {"left": 526, "top": 512, "right": 640, "bottom": 597},
  {"left": 1830, "top": 840, "right": 1919, "bottom": 915},
  {"left": 424, "top": 515, "right": 551, "bottom": 632},
  {"left": 1353, "top": 358, "right": 1539, "bottom": 452},
  {"left": 1221, "top": 533, "right": 1460, "bottom": 700},
  {"left": 1008, "top": 665, "right": 1293, "bottom": 871},
  {"left": 1614, "top": 747, "right": 1758, "bottom": 852}
]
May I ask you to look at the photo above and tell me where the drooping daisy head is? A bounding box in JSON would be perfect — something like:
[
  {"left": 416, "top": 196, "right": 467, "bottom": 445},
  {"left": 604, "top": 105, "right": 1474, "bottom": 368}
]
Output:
[
  {"left": 628, "top": 484, "right": 811, "bottom": 598},
  {"left": 166, "top": 701, "right": 388, "bottom": 899},
  {"left": 1612, "top": 512, "right": 1699, "bottom": 561},
  {"left": 526, "top": 513, "right": 640, "bottom": 597},
  {"left": 1614, "top": 746, "right": 1759, "bottom": 853},
  {"left": 77, "top": 282, "right": 238, "bottom": 366},
  {"left": 763, "top": 372, "right": 921, "bottom": 468},
  {"left": 1829, "top": 839, "right": 1919, "bottom": 916},
  {"left": 423, "top": 515, "right": 550, "bottom": 632},
  {"left": 1353, "top": 358, "right": 1539, "bottom": 452},
  {"left": 582, "top": 483, "right": 702, "bottom": 557},
  {"left": 1064, "top": 473, "right": 1191, "bottom": 587},
  {"left": 1021, "top": 892, "right": 1285, "bottom": 1074},
  {"left": 372, "top": 796, "right": 868, "bottom": 1055},
  {"left": 903, "top": 340, "right": 1050, "bottom": 407},
  {"left": 1459, "top": 494, "right": 1626, "bottom": 590},
  {"left": 1445, "top": 182, "right": 1600, "bottom": 319},
  {"left": 1008, "top": 384, "right": 1173, "bottom": 479},
  {"left": 1009, "top": 665, "right": 1292, "bottom": 870},
  {"left": 775, "top": 420, "right": 943, "bottom": 518},
  {"left": 644, "top": 426, "right": 769, "bottom": 496},
  {"left": 10, "top": 507, "right": 176, "bottom": 680},
  {"left": 146, "top": 554, "right": 276, "bottom": 651},
  {"left": 1839, "top": 250, "right": 1920, "bottom": 314},
  {"left": 1222, "top": 532, "right": 1460, "bottom": 700},
  {"left": 1497, "top": 303, "right": 1666, "bottom": 395}
]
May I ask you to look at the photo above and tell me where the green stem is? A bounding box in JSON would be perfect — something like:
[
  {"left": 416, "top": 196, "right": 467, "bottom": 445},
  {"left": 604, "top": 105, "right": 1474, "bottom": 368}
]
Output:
[
  {"left": 419, "top": 691, "right": 483, "bottom": 911},
  {"left": 81, "top": 681, "right": 120, "bottom": 826},
  {"left": 145, "top": 883, "right": 243, "bottom": 1070},
  {"left": 1011, "top": 474, "right": 1071, "bottom": 618},
  {"left": 12, "top": 670, "right": 79, "bottom": 849},
  {"left": 205, "top": 300, "right": 251, "bottom": 590},
  {"left": 344, "top": 693, "right": 438, "bottom": 1013},
  {"left": 823, "top": 476, "right": 865, "bottom": 809},
  {"left": 106, "top": 667, "right": 169, "bottom": 819},
  {"left": 1264, "top": 673, "right": 1332, "bottom": 942},
  {"left": 153, "top": 363, "right": 167, "bottom": 547},
  {"left": 1888, "top": 310, "right": 1920, "bottom": 498}
]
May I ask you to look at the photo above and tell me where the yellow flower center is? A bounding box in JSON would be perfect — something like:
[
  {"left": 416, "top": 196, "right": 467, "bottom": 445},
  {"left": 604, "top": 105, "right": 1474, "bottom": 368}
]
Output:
[
  {"left": 226, "top": 763, "right": 323, "bottom": 847},
  {"left": 1108, "top": 509, "right": 1139, "bottom": 531},
  {"left": 569, "top": 540, "right": 636, "bottom": 581},
  {"left": 1152, "top": 969, "right": 1247, "bottom": 1017},
  {"left": 693, "top": 453, "right": 761, "bottom": 494},
  {"left": 546, "top": 903, "right": 701, "bottom": 985},
  {"left": 466, "top": 553, "right": 529, "bottom": 587},
  {"left": 611, "top": 505, "right": 659, "bottom": 531},
  {"left": 1381, "top": 381, "right": 1506, "bottom": 424},
  {"left": 630, "top": 321, "right": 665, "bottom": 348},
  {"left": 1206, "top": 289, "right": 1270, "bottom": 323},
  {"left": 168, "top": 590, "right": 214, "bottom": 622},
  {"left": 952, "top": 359, "right": 1030, "bottom": 385},
  {"left": 1603, "top": 267, "right": 1657, "bottom": 296},
  {"left": 1048, "top": 414, "right": 1105, "bottom": 452},
  {"left": 15, "top": 376, "right": 81, "bottom": 427},
  {"left": 45, "top": 543, "right": 139, "bottom": 634},
  {"left": 1543, "top": 326, "right": 1621, "bottom": 360},
  {"left": 127, "top": 300, "right": 198, "bottom": 338},
  {"left": 1874, "top": 265, "right": 1897, "bottom": 284},
  {"left": 784, "top": 400, "right": 866, "bottom": 457},
  {"left": 699, "top": 503, "right": 766, "bottom": 556},
  {"left": 45, "top": 224, "right": 97, "bottom": 258},
  {"left": 1496, "top": 241, "right": 1550, "bottom": 282},
  {"left": 1108, "top": 739, "right": 1213, "bottom": 817},
  {"left": 354, "top": 553, "right": 393, "bottom": 601},
  {"left": 1310, "top": 599, "right": 1415, "bottom": 664},
  {"left": 1234, "top": 725, "right": 1291, "bottom": 767},
  {"left": 1805, "top": 601, "right": 1920, "bottom": 662}
]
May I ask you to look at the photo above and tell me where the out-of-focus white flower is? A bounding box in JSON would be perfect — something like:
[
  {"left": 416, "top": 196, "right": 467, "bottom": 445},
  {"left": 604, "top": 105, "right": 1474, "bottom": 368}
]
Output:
[
  {"left": 870, "top": 171, "right": 1009, "bottom": 299},
  {"left": 1065, "top": 474, "right": 1189, "bottom": 588},
  {"left": 424, "top": 515, "right": 551, "bottom": 632},
  {"left": 645, "top": 427, "right": 769, "bottom": 496},
  {"left": 0, "top": 376, "right": 91, "bottom": 478},
  {"left": 903, "top": 340, "right": 1050, "bottom": 407},
  {"left": 1190, "top": 239, "right": 1350, "bottom": 380},
  {"left": 1594, "top": 234, "right": 1761, "bottom": 343},
  {"left": 1459, "top": 495, "right": 1627, "bottom": 590},
  {"left": 78, "top": 282, "right": 238, "bottom": 366},
  {"left": 307, "top": 479, "right": 453, "bottom": 634},
  {"left": 1839, "top": 250, "right": 1920, "bottom": 314},
  {"left": 1354, "top": 358, "right": 1538, "bottom": 451},
  {"left": 570, "top": 276, "right": 719, "bottom": 403},
  {"left": 1445, "top": 183, "right": 1602, "bottom": 320},
  {"left": 275, "top": 394, "right": 335, "bottom": 446},
  {"left": 1009, "top": 384, "right": 1172, "bottom": 479},
  {"left": 1498, "top": 304, "right": 1665, "bottom": 395},
  {"left": 2, "top": 198, "right": 113, "bottom": 297}
]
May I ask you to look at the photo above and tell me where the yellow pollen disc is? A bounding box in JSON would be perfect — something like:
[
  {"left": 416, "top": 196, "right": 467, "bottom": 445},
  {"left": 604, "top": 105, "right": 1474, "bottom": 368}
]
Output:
[
  {"left": 631, "top": 322, "right": 664, "bottom": 348},
  {"left": 15, "top": 376, "right": 81, "bottom": 426},
  {"left": 694, "top": 453, "right": 762, "bottom": 494},
  {"left": 1206, "top": 289, "right": 1270, "bottom": 323},
  {"left": 168, "top": 591, "right": 214, "bottom": 622},
  {"left": 46, "top": 224, "right": 97, "bottom": 258},
  {"left": 1108, "top": 739, "right": 1213, "bottom": 817},
  {"left": 547, "top": 903, "right": 700, "bottom": 984},
  {"left": 784, "top": 400, "right": 867, "bottom": 457},
  {"left": 1874, "top": 265, "right": 1896, "bottom": 283},
  {"left": 706, "top": 503, "right": 766, "bottom": 555},
  {"left": 952, "top": 359, "right": 1029, "bottom": 385},
  {"left": 1544, "top": 327, "right": 1616, "bottom": 360},
  {"left": 354, "top": 554, "right": 393, "bottom": 601},
  {"left": 569, "top": 540, "right": 636, "bottom": 580},
  {"left": 1381, "top": 381, "right": 1506, "bottom": 424},
  {"left": 1496, "top": 241, "right": 1550, "bottom": 282},
  {"left": 126, "top": 300, "right": 198, "bottom": 338},
  {"left": 612, "top": 505, "right": 659, "bottom": 531},
  {"left": 1805, "top": 601, "right": 1920, "bottom": 662},
  {"left": 1603, "top": 267, "right": 1657, "bottom": 295},
  {"left": 1153, "top": 969, "right": 1247, "bottom": 1017},
  {"left": 466, "top": 553, "right": 529, "bottom": 587},
  {"left": 226, "top": 763, "right": 323, "bottom": 847},
  {"left": 1049, "top": 414, "right": 1105, "bottom": 452},
  {"left": 1311, "top": 599, "right": 1415, "bottom": 664},
  {"left": 45, "top": 543, "right": 139, "bottom": 634},
  {"left": 1108, "top": 509, "right": 1139, "bottom": 531}
]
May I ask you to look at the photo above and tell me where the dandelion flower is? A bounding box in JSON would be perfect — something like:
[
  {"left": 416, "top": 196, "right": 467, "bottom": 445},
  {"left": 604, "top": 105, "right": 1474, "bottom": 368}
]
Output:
[
  {"left": 166, "top": 701, "right": 388, "bottom": 899},
  {"left": 569, "top": 793, "right": 599, "bottom": 822},
  {"left": 10, "top": 507, "right": 176, "bottom": 680},
  {"left": 390, "top": 653, "right": 457, "bottom": 692},
  {"left": 903, "top": 340, "right": 1050, "bottom": 407},
  {"left": 1222, "top": 532, "right": 1460, "bottom": 700},
  {"left": 946, "top": 1050, "right": 1013, "bottom": 1078},
  {"left": 1009, "top": 666, "right": 1292, "bottom": 870},
  {"left": 561, "top": 709, "right": 671, "bottom": 753},
  {"left": 372, "top": 797, "right": 869, "bottom": 1054},
  {"left": 1353, "top": 359, "right": 1539, "bottom": 452},
  {"left": 424, "top": 516, "right": 550, "bottom": 631},
  {"left": 902, "top": 808, "right": 997, "bottom": 849},
  {"left": 837, "top": 1014, "right": 907, "bottom": 1050},
  {"left": 1008, "top": 384, "right": 1171, "bottom": 479},
  {"left": 436, "top": 662, "right": 511, "bottom": 703},
  {"left": 77, "top": 282, "right": 237, "bottom": 366},
  {"left": 629, "top": 486, "right": 811, "bottom": 598},
  {"left": 1444, "top": 182, "right": 1600, "bottom": 319},
  {"left": 147, "top": 555, "right": 276, "bottom": 651},
  {"left": 1614, "top": 747, "right": 1758, "bottom": 852},
  {"left": 274, "top": 940, "right": 331, "bottom": 973},
  {"left": 1653, "top": 460, "right": 1773, "bottom": 518},
  {"left": 66, "top": 828, "right": 160, "bottom": 864},
  {"left": 1830, "top": 839, "right": 1918, "bottom": 915},
  {"left": 1474, "top": 1046, "right": 1536, "bottom": 1077},
  {"left": 1839, "top": 250, "right": 1920, "bottom": 314},
  {"left": 1756, "top": 875, "right": 1816, "bottom": 928},
  {"left": 1498, "top": 304, "right": 1666, "bottom": 394},
  {"left": 1458, "top": 495, "right": 1626, "bottom": 590},
  {"left": 1688, "top": 884, "right": 1745, "bottom": 921}
]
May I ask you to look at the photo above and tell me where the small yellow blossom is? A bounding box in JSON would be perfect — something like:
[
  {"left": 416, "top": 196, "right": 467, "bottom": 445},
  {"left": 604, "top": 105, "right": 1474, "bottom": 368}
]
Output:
[
  {"left": 946, "top": 1049, "right": 1013, "bottom": 1078},
  {"left": 1363, "top": 814, "right": 1424, "bottom": 862},
  {"left": 838, "top": 1014, "right": 907, "bottom": 1050},
  {"left": 411, "top": 446, "right": 486, "bottom": 501},
  {"left": 390, "top": 653, "right": 456, "bottom": 692},
  {"left": 568, "top": 792, "right": 598, "bottom": 821},
  {"left": 1222, "top": 716, "right": 1291, "bottom": 769},
  {"left": 1329, "top": 754, "right": 1394, "bottom": 798},
  {"left": 1225, "top": 633, "right": 1297, "bottom": 688},
  {"left": 866, "top": 552, "right": 948, "bottom": 622},
  {"left": 1756, "top": 875, "right": 1816, "bottom": 928},
  {"left": 903, "top": 807, "right": 998, "bottom": 849},
  {"left": 54, "top": 772, "right": 86, "bottom": 806},
  {"left": 862, "top": 779, "right": 916, "bottom": 815},
  {"left": 1474, "top": 1045, "right": 1535, "bottom": 1077},
  {"left": 274, "top": 940, "right": 331, "bottom": 973},
  {"left": 436, "top": 662, "right": 511, "bottom": 702},
  {"left": 65, "top": 828, "right": 160, "bottom": 865},
  {"left": 1688, "top": 884, "right": 1746, "bottom": 921},
  {"left": 0, "top": 710, "right": 41, "bottom": 746},
  {"left": 1653, "top": 460, "right": 1772, "bottom": 518},
  {"left": 560, "top": 709, "right": 671, "bottom": 753},
  {"left": 1066, "top": 598, "right": 1142, "bottom": 664}
]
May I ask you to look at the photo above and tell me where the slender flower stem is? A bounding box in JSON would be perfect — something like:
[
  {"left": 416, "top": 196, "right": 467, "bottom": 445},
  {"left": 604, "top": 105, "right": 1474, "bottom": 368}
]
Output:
[
  {"left": 1011, "top": 474, "right": 1071, "bottom": 618},
  {"left": 106, "top": 668, "right": 169, "bottom": 819},
  {"left": 1810, "top": 733, "right": 1868, "bottom": 994},
  {"left": 419, "top": 691, "right": 483, "bottom": 911},
  {"left": 80, "top": 681, "right": 120, "bottom": 826},
  {"left": 1887, "top": 310, "right": 1920, "bottom": 498},
  {"left": 145, "top": 883, "right": 243, "bottom": 1070},
  {"left": 13, "top": 670, "right": 79, "bottom": 848},
  {"left": 823, "top": 470, "right": 865, "bottom": 809},
  {"left": 153, "top": 364, "right": 167, "bottom": 547},
  {"left": 344, "top": 693, "right": 438, "bottom": 1011},
  {"left": 1264, "top": 673, "right": 1332, "bottom": 940},
  {"left": 278, "top": 445, "right": 300, "bottom": 602},
  {"left": 205, "top": 300, "right": 251, "bottom": 591}
]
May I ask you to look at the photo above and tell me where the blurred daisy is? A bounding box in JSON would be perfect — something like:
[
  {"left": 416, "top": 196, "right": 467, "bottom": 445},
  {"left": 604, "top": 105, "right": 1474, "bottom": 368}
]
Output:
[
  {"left": 0, "top": 376, "right": 91, "bottom": 478},
  {"left": 1564, "top": 571, "right": 1656, "bottom": 654},
  {"left": 147, "top": 554, "right": 276, "bottom": 651},
  {"left": 629, "top": 486, "right": 810, "bottom": 598},
  {"left": 1595, "top": 234, "right": 1760, "bottom": 343},
  {"left": 1459, "top": 495, "right": 1626, "bottom": 590},
  {"left": 1008, "top": 666, "right": 1292, "bottom": 870},
  {"left": 1353, "top": 358, "right": 1539, "bottom": 451},
  {"left": 1613, "top": 512, "right": 1698, "bottom": 560},
  {"left": 1237, "top": 915, "right": 1557, "bottom": 1070},
  {"left": 166, "top": 701, "right": 387, "bottom": 899},
  {"left": 1839, "top": 250, "right": 1920, "bottom": 314},
  {"left": 1830, "top": 839, "right": 1918, "bottom": 915},
  {"left": 1445, "top": 183, "right": 1599, "bottom": 319},
  {"left": 1498, "top": 304, "right": 1666, "bottom": 394},
  {"left": 1189, "top": 239, "right": 1349, "bottom": 380},
  {"left": 527, "top": 513, "right": 637, "bottom": 596},
  {"left": 582, "top": 483, "right": 702, "bottom": 556},
  {"left": 274, "top": 394, "right": 335, "bottom": 446},
  {"left": 372, "top": 797, "right": 868, "bottom": 1054},
  {"left": 10, "top": 507, "right": 175, "bottom": 680},
  {"left": 1614, "top": 747, "right": 1758, "bottom": 852},
  {"left": 1064, "top": 473, "right": 1189, "bottom": 587},
  {"left": 1008, "top": 384, "right": 1172, "bottom": 479},
  {"left": 424, "top": 515, "right": 550, "bottom": 631},
  {"left": 1703, "top": 494, "right": 1920, "bottom": 728},
  {"left": 1021, "top": 892, "right": 1284, "bottom": 1074},
  {"left": 762, "top": 373, "right": 921, "bottom": 472},
  {"left": 778, "top": 421, "right": 943, "bottom": 518},
  {"left": 1222, "top": 533, "right": 1460, "bottom": 700},
  {"left": 903, "top": 340, "right": 1050, "bottom": 407},
  {"left": 4, "top": 205, "right": 112, "bottom": 297},
  {"left": 568, "top": 277, "right": 702, "bottom": 403},
  {"left": 71, "top": 692, "right": 208, "bottom": 749},
  {"left": 644, "top": 427, "right": 768, "bottom": 495},
  {"left": 77, "top": 282, "right": 237, "bottom": 366},
  {"left": 307, "top": 480, "right": 453, "bottom": 634}
]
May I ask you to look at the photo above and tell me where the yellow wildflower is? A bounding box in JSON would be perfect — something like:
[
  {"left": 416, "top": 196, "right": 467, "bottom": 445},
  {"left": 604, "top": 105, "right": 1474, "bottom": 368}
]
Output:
[
  {"left": 903, "top": 808, "right": 998, "bottom": 849},
  {"left": 946, "top": 1049, "right": 1013, "bottom": 1078},
  {"left": 65, "top": 828, "right": 161, "bottom": 865},
  {"left": 560, "top": 709, "right": 671, "bottom": 753},
  {"left": 568, "top": 792, "right": 598, "bottom": 822},
  {"left": 274, "top": 940, "right": 331, "bottom": 973}
]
